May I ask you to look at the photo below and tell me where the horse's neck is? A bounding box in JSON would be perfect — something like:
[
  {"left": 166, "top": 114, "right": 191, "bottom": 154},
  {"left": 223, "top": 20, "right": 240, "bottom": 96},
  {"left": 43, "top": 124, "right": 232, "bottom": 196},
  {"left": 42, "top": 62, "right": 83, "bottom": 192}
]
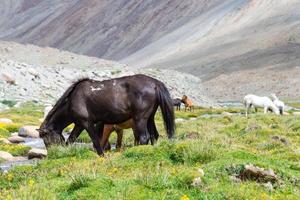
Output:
[{"left": 44, "top": 107, "right": 71, "bottom": 132}]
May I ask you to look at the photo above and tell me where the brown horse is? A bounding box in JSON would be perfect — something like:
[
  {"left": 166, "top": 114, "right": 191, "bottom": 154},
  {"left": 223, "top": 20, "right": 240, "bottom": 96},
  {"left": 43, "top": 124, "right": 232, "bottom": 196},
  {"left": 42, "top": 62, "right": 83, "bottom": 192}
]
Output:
[
  {"left": 182, "top": 95, "right": 194, "bottom": 112},
  {"left": 38, "top": 75, "right": 175, "bottom": 156},
  {"left": 102, "top": 119, "right": 133, "bottom": 150}
]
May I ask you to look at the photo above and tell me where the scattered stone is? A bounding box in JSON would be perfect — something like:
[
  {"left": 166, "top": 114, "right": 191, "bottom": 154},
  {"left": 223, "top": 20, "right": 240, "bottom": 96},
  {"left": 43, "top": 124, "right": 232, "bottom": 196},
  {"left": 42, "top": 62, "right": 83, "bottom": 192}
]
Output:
[
  {"left": 28, "top": 148, "right": 47, "bottom": 159},
  {"left": 271, "top": 136, "right": 289, "bottom": 145},
  {"left": 283, "top": 112, "right": 289, "bottom": 116},
  {"left": 8, "top": 136, "right": 25, "bottom": 143},
  {"left": 197, "top": 168, "right": 205, "bottom": 177},
  {"left": 191, "top": 177, "right": 202, "bottom": 187},
  {"left": 239, "top": 164, "right": 277, "bottom": 183},
  {"left": 222, "top": 112, "right": 233, "bottom": 116},
  {"left": 11, "top": 132, "right": 18, "bottom": 137},
  {"left": 18, "top": 126, "right": 40, "bottom": 138},
  {"left": 293, "top": 112, "right": 300, "bottom": 116},
  {"left": 0, "top": 151, "right": 14, "bottom": 161},
  {"left": 0, "top": 118, "right": 13, "bottom": 124},
  {"left": 245, "top": 124, "right": 261, "bottom": 132},
  {"left": 1, "top": 73, "right": 16, "bottom": 85},
  {"left": 186, "top": 132, "right": 199, "bottom": 139},
  {"left": 175, "top": 118, "right": 185, "bottom": 123},
  {"left": 229, "top": 175, "right": 242, "bottom": 183},
  {"left": 0, "top": 138, "right": 11, "bottom": 144},
  {"left": 263, "top": 181, "right": 274, "bottom": 192},
  {"left": 189, "top": 117, "right": 197, "bottom": 121}
]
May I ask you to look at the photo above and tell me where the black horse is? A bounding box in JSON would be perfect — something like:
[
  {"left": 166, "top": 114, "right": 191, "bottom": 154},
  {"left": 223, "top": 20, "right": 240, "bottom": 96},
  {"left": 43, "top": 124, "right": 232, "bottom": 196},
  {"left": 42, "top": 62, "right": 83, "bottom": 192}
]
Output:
[
  {"left": 173, "top": 98, "right": 182, "bottom": 110},
  {"left": 37, "top": 74, "right": 175, "bottom": 155}
]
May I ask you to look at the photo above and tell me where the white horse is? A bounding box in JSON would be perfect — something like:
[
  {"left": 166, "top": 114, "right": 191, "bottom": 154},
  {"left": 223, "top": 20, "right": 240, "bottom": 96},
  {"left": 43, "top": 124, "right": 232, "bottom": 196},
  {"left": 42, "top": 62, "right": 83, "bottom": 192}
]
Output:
[
  {"left": 243, "top": 94, "right": 280, "bottom": 117},
  {"left": 270, "top": 93, "right": 285, "bottom": 115}
]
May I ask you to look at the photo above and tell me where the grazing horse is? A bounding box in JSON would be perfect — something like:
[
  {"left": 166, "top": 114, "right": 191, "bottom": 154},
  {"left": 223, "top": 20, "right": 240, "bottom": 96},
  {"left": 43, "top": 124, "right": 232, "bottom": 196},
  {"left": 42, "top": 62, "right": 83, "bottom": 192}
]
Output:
[
  {"left": 173, "top": 98, "right": 182, "bottom": 110},
  {"left": 102, "top": 119, "right": 133, "bottom": 150},
  {"left": 270, "top": 93, "right": 285, "bottom": 115},
  {"left": 67, "top": 119, "right": 133, "bottom": 150},
  {"left": 37, "top": 74, "right": 175, "bottom": 156},
  {"left": 181, "top": 95, "right": 194, "bottom": 112},
  {"left": 243, "top": 94, "right": 280, "bottom": 117}
]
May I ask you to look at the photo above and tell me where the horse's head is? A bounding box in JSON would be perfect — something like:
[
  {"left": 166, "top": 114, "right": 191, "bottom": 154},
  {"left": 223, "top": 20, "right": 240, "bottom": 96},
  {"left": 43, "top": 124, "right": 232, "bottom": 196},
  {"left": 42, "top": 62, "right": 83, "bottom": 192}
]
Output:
[
  {"left": 270, "top": 93, "right": 278, "bottom": 101},
  {"left": 37, "top": 127, "right": 65, "bottom": 148},
  {"left": 181, "top": 95, "right": 187, "bottom": 102}
]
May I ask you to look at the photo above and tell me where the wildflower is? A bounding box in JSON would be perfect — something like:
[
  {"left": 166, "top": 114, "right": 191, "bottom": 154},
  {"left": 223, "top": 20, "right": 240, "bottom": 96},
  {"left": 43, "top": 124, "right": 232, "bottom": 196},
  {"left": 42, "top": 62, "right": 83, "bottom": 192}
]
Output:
[
  {"left": 98, "top": 157, "right": 105, "bottom": 162},
  {"left": 28, "top": 179, "right": 35, "bottom": 187},
  {"left": 5, "top": 194, "right": 12, "bottom": 200},
  {"left": 180, "top": 195, "right": 190, "bottom": 200},
  {"left": 112, "top": 167, "right": 118, "bottom": 173},
  {"left": 6, "top": 173, "right": 13, "bottom": 182}
]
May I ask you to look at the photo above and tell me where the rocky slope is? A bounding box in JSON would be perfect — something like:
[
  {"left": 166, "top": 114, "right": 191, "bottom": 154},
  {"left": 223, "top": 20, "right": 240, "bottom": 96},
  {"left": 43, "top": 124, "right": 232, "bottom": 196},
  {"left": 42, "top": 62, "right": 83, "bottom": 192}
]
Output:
[
  {"left": 1, "top": 0, "right": 300, "bottom": 101},
  {"left": 0, "top": 41, "right": 214, "bottom": 107}
]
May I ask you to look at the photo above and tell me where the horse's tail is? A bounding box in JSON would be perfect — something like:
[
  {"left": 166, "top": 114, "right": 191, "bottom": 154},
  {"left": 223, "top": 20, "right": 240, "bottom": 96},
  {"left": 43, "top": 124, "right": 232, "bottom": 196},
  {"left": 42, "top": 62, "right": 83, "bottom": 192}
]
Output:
[{"left": 156, "top": 83, "right": 175, "bottom": 139}]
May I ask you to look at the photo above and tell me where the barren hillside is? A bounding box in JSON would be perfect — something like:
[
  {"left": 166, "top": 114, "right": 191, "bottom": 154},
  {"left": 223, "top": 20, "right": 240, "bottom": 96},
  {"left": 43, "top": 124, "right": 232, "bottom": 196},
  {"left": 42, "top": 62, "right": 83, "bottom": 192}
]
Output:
[
  {"left": 1, "top": 0, "right": 300, "bottom": 101},
  {"left": 0, "top": 41, "right": 213, "bottom": 107}
]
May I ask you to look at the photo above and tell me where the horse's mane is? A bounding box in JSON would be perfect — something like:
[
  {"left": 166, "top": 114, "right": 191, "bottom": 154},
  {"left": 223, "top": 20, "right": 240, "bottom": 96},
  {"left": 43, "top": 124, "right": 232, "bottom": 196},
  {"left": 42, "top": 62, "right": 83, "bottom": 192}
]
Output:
[{"left": 41, "top": 78, "right": 91, "bottom": 128}]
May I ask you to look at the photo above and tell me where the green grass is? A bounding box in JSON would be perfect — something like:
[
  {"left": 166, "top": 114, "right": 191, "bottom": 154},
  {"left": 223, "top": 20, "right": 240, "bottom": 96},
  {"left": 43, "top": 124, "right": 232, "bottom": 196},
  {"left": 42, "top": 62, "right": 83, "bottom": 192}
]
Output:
[{"left": 0, "top": 104, "right": 299, "bottom": 199}]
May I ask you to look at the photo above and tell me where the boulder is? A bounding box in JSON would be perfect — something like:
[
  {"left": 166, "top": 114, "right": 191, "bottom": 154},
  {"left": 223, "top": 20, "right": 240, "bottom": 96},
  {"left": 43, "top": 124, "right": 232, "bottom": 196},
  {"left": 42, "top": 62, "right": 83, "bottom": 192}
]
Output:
[
  {"left": 28, "top": 148, "right": 47, "bottom": 159},
  {"left": 0, "top": 118, "right": 13, "bottom": 124},
  {"left": 8, "top": 136, "right": 25, "bottom": 143},
  {"left": 0, "top": 151, "right": 14, "bottom": 161},
  {"left": 0, "top": 138, "right": 11, "bottom": 144},
  {"left": 239, "top": 164, "right": 277, "bottom": 183},
  {"left": 18, "top": 126, "right": 40, "bottom": 138}
]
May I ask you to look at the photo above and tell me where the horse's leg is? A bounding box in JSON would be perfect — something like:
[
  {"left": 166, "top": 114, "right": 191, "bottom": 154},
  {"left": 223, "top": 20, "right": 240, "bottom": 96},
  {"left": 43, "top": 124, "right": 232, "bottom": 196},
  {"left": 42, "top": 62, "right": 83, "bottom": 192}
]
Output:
[
  {"left": 133, "top": 117, "right": 150, "bottom": 145},
  {"left": 100, "top": 125, "right": 114, "bottom": 150},
  {"left": 66, "top": 124, "right": 84, "bottom": 145},
  {"left": 245, "top": 103, "right": 249, "bottom": 117},
  {"left": 116, "top": 128, "right": 123, "bottom": 149},
  {"left": 84, "top": 121, "right": 104, "bottom": 156},
  {"left": 264, "top": 106, "right": 268, "bottom": 114},
  {"left": 255, "top": 107, "right": 258, "bottom": 113},
  {"left": 147, "top": 114, "right": 159, "bottom": 145}
]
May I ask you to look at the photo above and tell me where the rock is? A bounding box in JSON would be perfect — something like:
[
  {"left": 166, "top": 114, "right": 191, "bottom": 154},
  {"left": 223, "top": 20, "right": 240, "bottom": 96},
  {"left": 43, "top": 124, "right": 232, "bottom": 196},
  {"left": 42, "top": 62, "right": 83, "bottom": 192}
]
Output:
[
  {"left": 8, "top": 136, "right": 25, "bottom": 143},
  {"left": 191, "top": 177, "right": 202, "bottom": 187},
  {"left": 28, "top": 148, "right": 47, "bottom": 159},
  {"left": 11, "top": 156, "right": 27, "bottom": 162},
  {"left": 263, "top": 182, "right": 274, "bottom": 192},
  {"left": 271, "top": 136, "right": 289, "bottom": 145},
  {"left": 239, "top": 164, "right": 277, "bottom": 183},
  {"left": 283, "top": 112, "right": 290, "bottom": 116},
  {"left": 198, "top": 168, "right": 205, "bottom": 177},
  {"left": 11, "top": 132, "right": 18, "bottom": 136},
  {"left": 0, "top": 138, "right": 11, "bottom": 144},
  {"left": 222, "top": 112, "right": 233, "bottom": 116},
  {"left": 293, "top": 112, "right": 300, "bottom": 116},
  {"left": 18, "top": 126, "right": 40, "bottom": 138},
  {"left": 229, "top": 175, "right": 242, "bottom": 183},
  {"left": 175, "top": 118, "right": 185, "bottom": 123},
  {"left": 0, "top": 151, "right": 14, "bottom": 161},
  {"left": 1, "top": 73, "right": 16, "bottom": 85},
  {"left": 0, "top": 118, "right": 13, "bottom": 124}
]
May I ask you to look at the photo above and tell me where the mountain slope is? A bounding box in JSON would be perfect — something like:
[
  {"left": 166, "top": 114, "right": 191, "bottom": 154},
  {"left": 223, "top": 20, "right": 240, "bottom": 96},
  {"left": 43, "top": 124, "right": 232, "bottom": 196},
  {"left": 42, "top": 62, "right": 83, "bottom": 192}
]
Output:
[
  {"left": 0, "top": 0, "right": 223, "bottom": 60},
  {"left": 1, "top": 0, "right": 300, "bottom": 100}
]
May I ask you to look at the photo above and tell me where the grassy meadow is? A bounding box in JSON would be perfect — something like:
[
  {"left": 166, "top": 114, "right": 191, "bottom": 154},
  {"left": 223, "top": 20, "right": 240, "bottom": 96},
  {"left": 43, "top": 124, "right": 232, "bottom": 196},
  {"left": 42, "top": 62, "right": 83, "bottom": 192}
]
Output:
[{"left": 0, "top": 103, "right": 300, "bottom": 199}]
